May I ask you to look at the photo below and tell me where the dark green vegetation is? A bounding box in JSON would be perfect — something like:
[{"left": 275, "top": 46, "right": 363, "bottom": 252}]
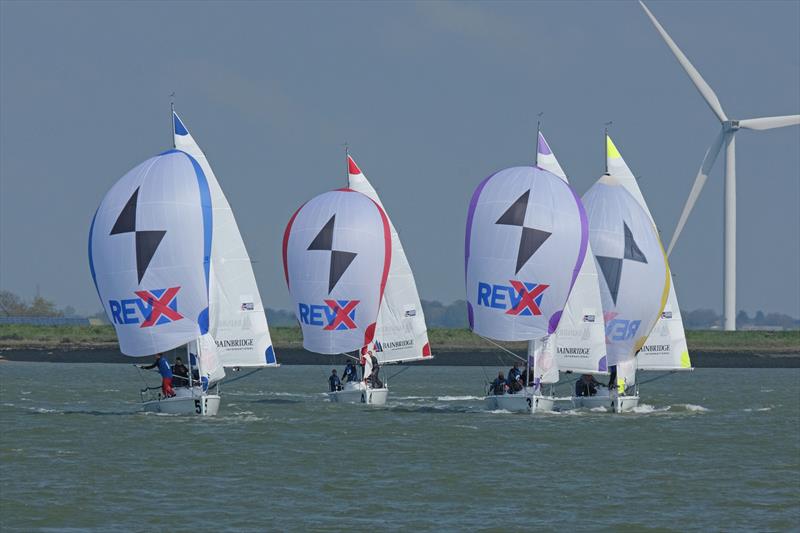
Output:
[{"left": 1, "top": 324, "right": 797, "bottom": 353}]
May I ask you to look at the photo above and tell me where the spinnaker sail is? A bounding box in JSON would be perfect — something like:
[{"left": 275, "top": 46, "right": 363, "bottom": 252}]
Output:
[
  {"left": 606, "top": 136, "right": 691, "bottom": 371},
  {"left": 465, "top": 165, "right": 588, "bottom": 342},
  {"left": 582, "top": 173, "right": 670, "bottom": 386},
  {"left": 283, "top": 189, "right": 391, "bottom": 355},
  {"left": 89, "top": 149, "right": 215, "bottom": 357}
]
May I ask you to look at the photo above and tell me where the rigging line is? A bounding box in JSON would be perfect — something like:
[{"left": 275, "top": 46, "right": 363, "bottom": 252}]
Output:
[
  {"left": 385, "top": 365, "right": 412, "bottom": 382},
  {"left": 634, "top": 370, "right": 679, "bottom": 387},
  {"left": 133, "top": 364, "right": 151, "bottom": 388},
  {"left": 223, "top": 367, "right": 263, "bottom": 386},
  {"left": 476, "top": 334, "right": 526, "bottom": 363}
]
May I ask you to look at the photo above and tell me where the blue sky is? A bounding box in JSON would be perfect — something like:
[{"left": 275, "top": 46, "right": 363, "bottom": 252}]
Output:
[{"left": 1, "top": 1, "right": 798, "bottom": 316}]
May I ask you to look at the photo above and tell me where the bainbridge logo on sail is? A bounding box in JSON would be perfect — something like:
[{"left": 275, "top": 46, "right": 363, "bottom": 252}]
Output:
[
  {"left": 476, "top": 280, "right": 549, "bottom": 316},
  {"left": 298, "top": 299, "right": 360, "bottom": 331},
  {"left": 373, "top": 339, "right": 414, "bottom": 352},
  {"left": 557, "top": 347, "right": 591, "bottom": 358},
  {"left": 108, "top": 287, "right": 183, "bottom": 327},
  {"left": 216, "top": 338, "right": 255, "bottom": 351},
  {"left": 640, "top": 343, "right": 670, "bottom": 355}
]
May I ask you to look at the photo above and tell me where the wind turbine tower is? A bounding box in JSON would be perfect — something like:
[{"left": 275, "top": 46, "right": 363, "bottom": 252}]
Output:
[{"left": 640, "top": 1, "right": 800, "bottom": 331}]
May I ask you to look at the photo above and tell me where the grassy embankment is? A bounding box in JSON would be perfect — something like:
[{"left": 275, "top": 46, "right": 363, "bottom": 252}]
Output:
[{"left": 0, "top": 324, "right": 798, "bottom": 353}]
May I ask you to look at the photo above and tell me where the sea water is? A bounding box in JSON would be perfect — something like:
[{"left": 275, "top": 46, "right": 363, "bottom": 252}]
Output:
[{"left": 1, "top": 362, "right": 798, "bottom": 531}]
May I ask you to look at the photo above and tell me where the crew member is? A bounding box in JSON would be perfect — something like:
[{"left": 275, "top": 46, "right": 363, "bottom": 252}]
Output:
[
  {"left": 575, "top": 374, "right": 601, "bottom": 397},
  {"left": 489, "top": 371, "right": 507, "bottom": 396},
  {"left": 342, "top": 360, "right": 359, "bottom": 383},
  {"left": 507, "top": 362, "right": 523, "bottom": 393},
  {"left": 329, "top": 369, "right": 342, "bottom": 392},
  {"left": 172, "top": 357, "right": 189, "bottom": 388},
  {"left": 140, "top": 353, "right": 175, "bottom": 398}
]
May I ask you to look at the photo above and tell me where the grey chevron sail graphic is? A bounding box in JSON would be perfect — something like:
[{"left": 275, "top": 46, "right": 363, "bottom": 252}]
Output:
[
  {"left": 110, "top": 187, "right": 166, "bottom": 284},
  {"left": 596, "top": 222, "right": 648, "bottom": 304},
  {"left": 495, "top": 190, "right": 552, "bottom": 274},
  {"left": 308, "top": 215, "right": 357, "bottom": 293}
]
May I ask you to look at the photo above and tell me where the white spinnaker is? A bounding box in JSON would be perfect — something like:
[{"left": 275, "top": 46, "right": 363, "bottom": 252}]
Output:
[
  {"left": 283, "top": 189, "right": 391, "bottom": 355},
  {"left": 347, "top": 155, "right": 431, "bottom": 364},
  {"left": 89, "top": 151, "right": 210, "bottom": 356},
  {"left": 537, "top": 132, "right": 608, "bottom": 374},
  {"left": 606, "top": 136, "right": 691, "bottom": 371},
  {"left": 582, "top": 175, "right": 670, "bottom": 380},
  {"left": 173, "top": 112, "right": 276, "bottom": 367},
  {"left": 465, "top": 166, "right": 588, "bottom": 342}
]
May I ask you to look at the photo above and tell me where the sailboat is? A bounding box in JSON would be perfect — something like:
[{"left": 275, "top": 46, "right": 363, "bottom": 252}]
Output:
[
  {"left": 338, "top": 154, "right": 433, "bottom": 403},
  {"left": 88, "top": 108, "right": 278, "bottom": 416},
  {"left": 465, "top": 151, "right": 590, "bottom": 413},
  {"left": 283, "top": 184, "right": 393, "bottom": 405},
  {"left": 580, "top": 135, "right": 674, "bottom": 413},
  {"left": 534, "top": 132, "right": 609, "bottom": 407}
]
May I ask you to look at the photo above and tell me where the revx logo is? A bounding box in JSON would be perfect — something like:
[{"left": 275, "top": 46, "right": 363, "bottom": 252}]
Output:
[
  {"left": 299, "top": 299, "right": 360, "bottom": 330},
  {"left": 476, "top": 280, "right": 549, "bottom": 316},
  {"left": 603, "top": 311, "right": 641, "bottom": 341},
  {"left": 109, "top": 287, "right": 184, "bottom": 327}
]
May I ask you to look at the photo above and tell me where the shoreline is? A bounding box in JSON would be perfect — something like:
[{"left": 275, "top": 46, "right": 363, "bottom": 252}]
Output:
[{"left": 2, "top": 346, "right": 798, "bottom": 368}]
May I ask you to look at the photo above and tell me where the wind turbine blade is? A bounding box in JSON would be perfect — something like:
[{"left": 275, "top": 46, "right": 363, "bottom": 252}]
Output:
[
  {"left": 738, "top": 115, "right": 800, "bottom": 131},
  {"left": 639, "top": 1, "right": 728, "bottom": 123},
  {"left": 667, "top": 129, "right": 727, "bottom": 255}
]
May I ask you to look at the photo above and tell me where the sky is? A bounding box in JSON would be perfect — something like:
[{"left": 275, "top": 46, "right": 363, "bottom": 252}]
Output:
[{"left": 1, "top": 0, "right": 798, "bottom": 317}]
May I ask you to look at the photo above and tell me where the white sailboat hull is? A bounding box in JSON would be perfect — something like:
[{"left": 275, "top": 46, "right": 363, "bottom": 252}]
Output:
[
  {"left": 328, "top": 382, "right": 388, "bottom": 406},
  {"left": 572, "top": 389, "right": 639, "bottom": 413},
  {"left": 142, "top": 387, "right": 220, "bottom": 416},
  {"left": 484, "top": 389, "right": 555, "bottom": 413}
]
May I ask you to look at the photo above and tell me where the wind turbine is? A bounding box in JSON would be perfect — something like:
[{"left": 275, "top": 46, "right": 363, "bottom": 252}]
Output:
[{"left": 640, "top": 1, "right": 800, "bottom": 331}]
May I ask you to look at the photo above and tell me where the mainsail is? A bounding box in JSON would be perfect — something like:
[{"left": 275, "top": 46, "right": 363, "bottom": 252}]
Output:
[
  {"left": 346, "top": 155, "right": 432, "bottom": 364},
  {"left": 465, "top": 165, "right": 588, "bottom": 347},
  {"left": 172, "top": 111, "right": 277, "bottom": 368},
  {"left": 283, "top": 189, "right": 391, "bottom": 355},
  {"left": 536, "top": 133, "right": 608, "bottom": 375},
  {"left": 582, "top": 174, "right": 670, "bottom": 387},
  {"left": 605, "top": 136, "right": 691, "bottom": 371}
]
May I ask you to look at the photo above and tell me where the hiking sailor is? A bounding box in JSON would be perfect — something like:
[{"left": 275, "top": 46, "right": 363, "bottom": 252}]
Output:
[{"left": 139, "top": 353, "right": 175, "bottom": 398}]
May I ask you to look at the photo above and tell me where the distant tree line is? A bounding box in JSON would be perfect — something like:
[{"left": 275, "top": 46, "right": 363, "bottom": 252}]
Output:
[
  {"left": 1, "top": 290, "right": 797, "bottom": 330},
  {"left": 0, "top": 290, "right": 77, "bottom": 318}
]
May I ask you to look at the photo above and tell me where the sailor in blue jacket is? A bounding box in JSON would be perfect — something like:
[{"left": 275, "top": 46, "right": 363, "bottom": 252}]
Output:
[
  {"left": 342, "top": 361, "right": 359, "bottom": 383},
  {"left": 140, "top": 353, "right": 175, "bottom": 398},
  {"left": 506, "top": 363, "right": 523, "bottom": 393},
  {"left": 329, "top": 369, "right": 342, "bottom": 392}
]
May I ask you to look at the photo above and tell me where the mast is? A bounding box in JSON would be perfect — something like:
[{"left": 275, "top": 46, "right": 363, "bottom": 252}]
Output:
[
  {"left": 345, "top": 142, "right": 349, "bottom": 187},
  {"left": 170, "top": 93, "right": 176, "bottom": 149},
  {"left": 604, "top": 121, "right": 612, "bottom": 174},
  {"left": 534, "top": 112, "right": 543, "bottom": 167}
]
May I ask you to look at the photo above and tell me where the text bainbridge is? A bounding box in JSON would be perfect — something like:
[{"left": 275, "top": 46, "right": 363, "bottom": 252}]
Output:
[
  {"left": 556, "top": 347, "right": 590, "bottom": 356},
  {"left": 216, "top": 338, "right": 254, "bottom": 350}
]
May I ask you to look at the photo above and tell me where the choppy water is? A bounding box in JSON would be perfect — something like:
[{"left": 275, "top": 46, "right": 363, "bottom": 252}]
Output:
[{"left": 1, "top": 362, "right": 798, "bottom": 531}]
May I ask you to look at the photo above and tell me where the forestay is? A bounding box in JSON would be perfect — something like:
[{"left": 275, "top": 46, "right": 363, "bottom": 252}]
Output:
[
  {"left": 347, "top": 155, "right": 431, "bottom": 364},
  {"left": 606, "top": 136, "right": 691, "bottom": 371},
  {"left": 173, "top": 112, "right": 277, "bottom": 367},
  {"left": 537, "top": 133, "right": 608, "bottom": 375},
  {"left": 465, "top": 166, "right": 588, "bottom": 342},
  {"left": 582, "top": 174, "right": 670, "bottom": 384},
  {"left": 283, "top": 189, "right": 391, "bottom": 354},
  {"left": 89, "top": 150, "right": 212, "bottom": 356}
]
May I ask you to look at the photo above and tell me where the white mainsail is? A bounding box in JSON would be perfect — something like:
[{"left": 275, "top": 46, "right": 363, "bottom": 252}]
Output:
[
  {"left": 536, "top": 132, "right": 608, "bottom": 375},
  {"left": 606, "top": 136, "right": 691, "bottom": 371},
  {"left": 173, "top": 111, "right": 277, "bottom": 368},
  {"left": 347, "top": 155, "right": 432, "bottom": 364}
]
